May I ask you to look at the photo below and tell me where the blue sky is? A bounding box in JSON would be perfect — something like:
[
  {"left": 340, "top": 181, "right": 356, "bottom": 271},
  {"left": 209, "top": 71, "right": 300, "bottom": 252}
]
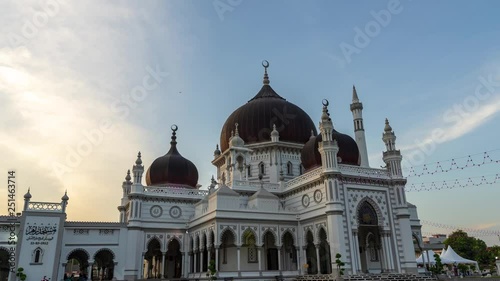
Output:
[{"left": 1, "top": 0, "right": 500, "bottom": 245}]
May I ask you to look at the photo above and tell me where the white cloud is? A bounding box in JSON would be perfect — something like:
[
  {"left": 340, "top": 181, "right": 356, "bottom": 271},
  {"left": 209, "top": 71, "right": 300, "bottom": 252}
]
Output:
[{"left": 0, "top": 1, "right": 185, "bottom": 221}]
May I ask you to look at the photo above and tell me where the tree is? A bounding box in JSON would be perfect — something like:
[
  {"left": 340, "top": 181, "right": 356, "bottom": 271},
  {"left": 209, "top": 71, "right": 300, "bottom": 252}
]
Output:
[
  {"left": 429, "top": 254, "right": 444, "bottom": 280},
  {"left": 444, "top": 229, "right": 495, "bottom": 269},
  {"left": 206, "top": 259, "right": 217, "bottom": 280},
  {"left": 16, "top": 268, "right": 27, "bottom": 281},
  {"left": 335, "top": 253, "right": 345, "bottom": 278}
]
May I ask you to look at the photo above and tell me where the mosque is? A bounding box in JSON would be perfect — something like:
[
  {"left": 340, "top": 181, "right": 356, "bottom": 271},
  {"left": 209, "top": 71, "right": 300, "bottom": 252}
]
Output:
[{"left": 0, "top": 62, "right": 423, "bottom": 281}]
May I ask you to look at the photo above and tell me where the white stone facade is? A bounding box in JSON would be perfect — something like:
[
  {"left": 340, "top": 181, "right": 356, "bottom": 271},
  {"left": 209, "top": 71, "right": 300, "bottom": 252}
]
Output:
[{"left": 0, "top": 73, "right": 421, "bottom": 281}]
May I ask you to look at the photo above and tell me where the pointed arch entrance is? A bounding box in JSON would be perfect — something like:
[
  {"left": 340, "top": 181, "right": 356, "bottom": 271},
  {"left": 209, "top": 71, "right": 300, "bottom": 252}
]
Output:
[
  {"left": 66, "top": 249, "right": 90, "bottom": 277},
  {"left": 318, "top": 228, "right": 331, "bottom": 274},
  {"left": 281, "top": 232, "right": 297, "bottom": 271},
  {"left": 357, "top": 200, "right": 383, "bottom": 273},
  {"left": 165, "top": 239, "right": 182, "bottom": 278},
  {"left": 92, "top": 249, "right": 115, "bottom": 280},
  {"left": 144, "top": 238, "right": 162, "bottom": 278},
  {"left": 305, "top": 231, "right": 316, "bottom": 274},
  {"left": 219, "top": 229, "right": 236, "bottom": 271},
  {"left": 263, "top": 231, "right": 278, "bottom": 270}
]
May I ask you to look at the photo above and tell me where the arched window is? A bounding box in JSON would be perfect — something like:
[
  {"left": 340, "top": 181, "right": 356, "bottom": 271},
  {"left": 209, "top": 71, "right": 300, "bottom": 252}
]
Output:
[
  {"left": 32, "top": 247, "right": 43, "bottom": 264},
  {"left": 259, "top": 162, "right": 265, "bottom": 175},
  {"left": 287, "top": 162, "right": 293, "bottom": 175},
  {"left": 358, "top": 201, "right": 378, "bottom": 226}
]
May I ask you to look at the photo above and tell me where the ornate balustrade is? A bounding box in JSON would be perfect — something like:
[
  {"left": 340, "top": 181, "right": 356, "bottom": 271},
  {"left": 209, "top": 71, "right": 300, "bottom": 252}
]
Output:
[
  {"left": 339, "top": 165, "right": 391, "bottom": 179},
  {"left": 27, "top": 202, "right": 63, "bottom": 212},
  {"left": 285, "top": 167, "right": 322, "bottom": 189},
  {"left": 231, "top": 180, "right": 282, "bottom": 191},
  {"left": 143, "top": 186, "right": 208, "bottom": 197}
]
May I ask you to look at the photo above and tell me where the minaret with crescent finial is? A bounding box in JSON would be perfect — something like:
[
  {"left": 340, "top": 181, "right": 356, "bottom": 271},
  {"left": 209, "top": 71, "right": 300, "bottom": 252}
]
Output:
[{"left": 350, "top": 85, "right": 370, "bottom": 167}]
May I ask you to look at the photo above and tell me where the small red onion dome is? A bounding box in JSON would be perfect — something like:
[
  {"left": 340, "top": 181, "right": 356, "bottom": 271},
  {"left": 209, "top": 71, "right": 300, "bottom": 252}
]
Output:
[{"left": 146, "top": 125, "right": 199, "bottom": 188}]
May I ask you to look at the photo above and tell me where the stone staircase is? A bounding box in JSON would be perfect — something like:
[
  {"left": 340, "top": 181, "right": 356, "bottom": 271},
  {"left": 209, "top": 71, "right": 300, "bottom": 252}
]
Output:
[{"left": 294, "top": 273, "right": 437, "bottom": 281}]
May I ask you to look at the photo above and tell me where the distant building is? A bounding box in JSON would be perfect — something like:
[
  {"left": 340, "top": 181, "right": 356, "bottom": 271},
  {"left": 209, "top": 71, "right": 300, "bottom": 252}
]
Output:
[
  {"left": 1, "top": 63, "right": 423, "bottom": 281},
  {"left": 422, "top": 234, "right": 447, "bottom": 254}
]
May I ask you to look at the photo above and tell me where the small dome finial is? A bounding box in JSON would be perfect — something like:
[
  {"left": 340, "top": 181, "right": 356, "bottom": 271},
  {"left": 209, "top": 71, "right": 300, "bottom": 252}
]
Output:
[
  {"left": 234, "top": 123, "right": 239, "bottom": 136},
  {"left": 135, "top": 151, "right": 142, "bottom": 165},
  {"left": 24, "top": 188, "right": 32, "bottom": 199},
  {"left": 321, "top": 99, "right": 331, "bottom": 122},
  {"left": 170, "top": 124, "right": 178, "bottom": 146},
  {"left": 384, "top": 118, "right": 393, "bottom": 132},
  {"left": 61, "top": 190, "right": 69, "bottom": 201},
  {"left": 214, "top": 144, "right": 221, "bottom": 157},
  {"left": 125, "top": 169, "right": 131, "bottom": 182},
  {"left": 262, "top": 60, "right": 270, "bottom": 85}
]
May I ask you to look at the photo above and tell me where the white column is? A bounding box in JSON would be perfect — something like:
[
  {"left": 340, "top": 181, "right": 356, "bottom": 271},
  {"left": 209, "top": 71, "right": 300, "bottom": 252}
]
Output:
[
  {"left": 384, "top": 234, "right": 394, "bottom": 271},
  {"left": 303, "top": 247, "right": 308, "bottom": 274},
  {"left": 194, "top": 251, "right": 198, "bottom": 273},
  {"left": 207, "top": 247, "right": 211, "bottom": 271},
  {"left": 215, "top": 246, "right": 219, "bottom": 272},
  {"left": 382, "top": 234, "right": 390, "bottom": 272},
  {"left": 199, "top": 248, "right": 204, "bottom": 272},
  {"left": 352, "top": 231, "right": 360, "bottom": 274},
  {"left": 87, "top": 262, "right": 93, "bottom": 279},
  {"left": 277, "top": 247, "right": 282, "bottom": 271},
  {"left": 181, "top": 252, "right": 186, "bottom": 277},
  {"left": 161, "top": 252, "right": 165, "bottom": 277},
  {"left": 237, "top": 247, "right": 241, "bottom": 271},
  {"left": 315, "top": 244, "right": 321, "bottom": 274},
  {"left": 140, "top": 253, "right": 145, "bottom": 279},
  {"left": 258, "top": 247, "right": 262, "bottom": 271}
]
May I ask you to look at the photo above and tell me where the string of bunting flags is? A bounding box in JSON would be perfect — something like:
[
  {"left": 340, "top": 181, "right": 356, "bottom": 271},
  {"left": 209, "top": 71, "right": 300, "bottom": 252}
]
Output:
[
  {"left": 421, "top": 220, "right": 500, "bottom": 236},
  {"left": 406, "top": 174, "right": 500, "bottom": 192},
  {"left": 405, "top": 150, "right": 500, "bottom": 177}
]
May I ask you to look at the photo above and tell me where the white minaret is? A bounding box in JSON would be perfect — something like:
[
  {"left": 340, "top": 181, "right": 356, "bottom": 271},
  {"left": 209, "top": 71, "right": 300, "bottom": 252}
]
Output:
[
  {"left": 382, "top": 118, "right": 418, "bottom": 273},
  {"left": 350, "top": 85, "right": 370, "bottom": 167},
  {"left": 318, "top": 99, "right": 339, "bottom": 172},
  {"left": 382, "top": 118, "right": 403, "bottom": 178}
]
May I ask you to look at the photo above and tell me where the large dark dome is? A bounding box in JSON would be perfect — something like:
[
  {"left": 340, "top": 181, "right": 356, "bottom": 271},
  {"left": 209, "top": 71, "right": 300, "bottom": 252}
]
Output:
[
  {"left": 146, "top": 128, "right": 199, "bottom": 188},
  {"left": 220, "top": 68, "right": 317, "bottom": 151},
  {"left": 301, "top": 129, "right": 360, "bottom": 171}
]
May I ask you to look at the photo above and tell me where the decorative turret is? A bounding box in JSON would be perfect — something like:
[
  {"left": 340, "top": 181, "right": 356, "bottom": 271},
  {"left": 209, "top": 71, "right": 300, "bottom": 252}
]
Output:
[
  {"left": 122, "top": 170, "right": 132, "bottom": 197},
  {"left": 382, "top": 118, "right": 403, "bottom": 177},
  {"left": 350, "top": 85, "right": 370, "bottom": 167},
  {"left": 318, "top": 99, "right": 339, "bottom": 172},
  {"left": 271, "top": 124, "right": 279, "bottom": 142},
  {"left": 229, "top": 123, "right": 245, "bottom": 148},
  {"left": 23, "top": 188, "right": 31, "bottom": 211},
  {"left": 133, "top": 152, "right": 144, "bottom": 185},
  {"left": 214, "top": 144, "right": 221, "bottom": 158},
  {"left": 61, "top": 191, "right": 69, "bottom": 212}
]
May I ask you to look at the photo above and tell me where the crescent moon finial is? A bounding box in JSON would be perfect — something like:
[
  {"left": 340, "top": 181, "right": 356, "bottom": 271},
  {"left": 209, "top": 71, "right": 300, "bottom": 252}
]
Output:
[
  {"left": 262, "top": 60, "right": 269, "bottom": 68},
  {"left": 171, "top": 124, "right": 178, "bottom": 132},
  {"left": 322, "top": 99, "right": 329, "bottom": 106}
]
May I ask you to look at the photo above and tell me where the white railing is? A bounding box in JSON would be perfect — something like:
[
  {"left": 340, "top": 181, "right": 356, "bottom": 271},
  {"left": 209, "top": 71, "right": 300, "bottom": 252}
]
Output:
[
  {"left": 285, "top": 167, "right": 322, "bottom": 189},
  {"left": 28, "top": 202, "right": 63, "bottom": 212},
  {"left": 232, "top": 180, "right": 282, "bottom": 191},
  {"left": 339, "top": 165, "right": 391, "bottom": 178},
  {"left": 143, "top": 187, "right": 208, "bottom": 197}
]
